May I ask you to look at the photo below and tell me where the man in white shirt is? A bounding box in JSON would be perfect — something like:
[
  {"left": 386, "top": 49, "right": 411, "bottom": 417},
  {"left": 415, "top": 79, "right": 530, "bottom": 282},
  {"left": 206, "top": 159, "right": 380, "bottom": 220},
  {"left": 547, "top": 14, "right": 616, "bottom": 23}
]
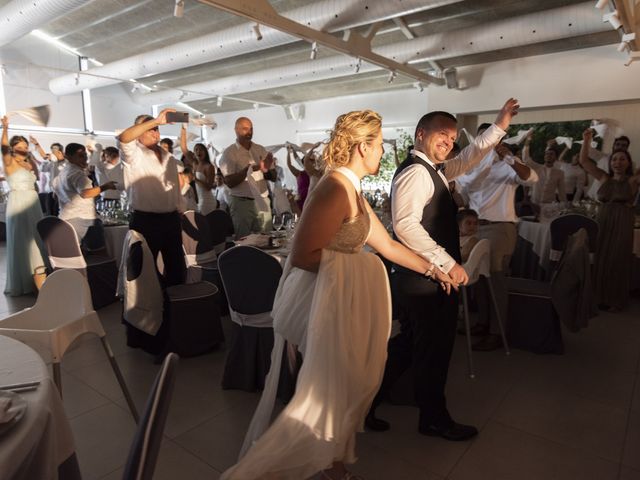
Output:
[
  {"left": 95, "top": 146, "right": 125, "bottom": 203},
  {"left": 455, "top": 136, "right": 538, "bottom": 350},
  {"left": 31, "top": 139, "right": 65, "bottom": 215},
  {"left": 214, "top": 169, "right": 230, "bottom": 212},
  {"left": 117, "top": 109, "right": 186, "bottom": 287},
  {"left": 53, "top": 143, "right": 117, "bottom": 249},
  {"left": 219, "top": 117, "right": 277, "bottom": 238},
  {"left": 524, "top": 139, "right": 566, "bottom": 206},
  {"left": 367, "top": 99, "right": 520, "bottom": 441},
  {"left": 557, "top": 148, "right": 587, "bottom": 202}
]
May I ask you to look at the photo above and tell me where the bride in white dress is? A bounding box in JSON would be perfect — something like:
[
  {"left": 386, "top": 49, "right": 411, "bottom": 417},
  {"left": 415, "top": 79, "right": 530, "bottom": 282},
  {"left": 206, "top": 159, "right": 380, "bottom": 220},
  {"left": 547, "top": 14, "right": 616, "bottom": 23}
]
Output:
[{"left": 221, "top": 110, "right": 457, "bottom": 480}]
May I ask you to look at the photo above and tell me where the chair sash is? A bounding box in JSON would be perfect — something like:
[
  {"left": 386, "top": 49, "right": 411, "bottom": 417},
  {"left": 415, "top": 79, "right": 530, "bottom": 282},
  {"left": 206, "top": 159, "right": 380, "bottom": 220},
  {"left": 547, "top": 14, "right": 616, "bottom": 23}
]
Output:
[
  {"left": 228, "top": 308, "right": 273, "bottom": 328},
  {"left": 184, "top": 250, "right": 217, "bottom": 267},
  {"left": 49, "top": 255, "right": 87, "bottom": 270}
]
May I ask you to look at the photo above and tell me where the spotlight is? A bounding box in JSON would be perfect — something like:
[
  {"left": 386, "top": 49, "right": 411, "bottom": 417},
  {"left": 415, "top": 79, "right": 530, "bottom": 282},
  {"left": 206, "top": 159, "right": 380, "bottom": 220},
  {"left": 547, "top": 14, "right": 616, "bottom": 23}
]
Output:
[
  {"left": 174, "top": 0, "right": 184, "bottom": 18},
  {"left": 216, "top": 96, "right": 223, "bottom": 107},
  {"left": 310, "top": 42, "right": 318, "bottom": 60},
  {"left": 413, "top": 82, "right": 424, "bottom": 92},
  {"left": 387, "top": 70, "right": 396, "bottom": 83},
  {"left": 354, "top": 58, "right": 362, "bottom": 73},
  {"left": 444, "top": 68, "right": 459, "bottom": 89},
  {"left": 603, "top": 11, "right": 622, "bottom": 29},
  {"left": 595, "top": 0, "right": 609, "bottom": 9},
  {"left": 252, "top": 24, "right": 263, "bottom": 41}
]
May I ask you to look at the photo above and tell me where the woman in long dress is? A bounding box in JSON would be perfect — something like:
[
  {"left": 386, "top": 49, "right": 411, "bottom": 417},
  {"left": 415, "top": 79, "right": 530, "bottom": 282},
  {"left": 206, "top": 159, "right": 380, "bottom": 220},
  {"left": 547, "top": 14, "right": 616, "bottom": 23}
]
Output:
[
  {"left": 221, "top": 110, "right": 457, "bottom": 480},
  {"left": 579, "top": 128, "right": 639, "bottom": 311},
  {"left": 180, "top": 126, "right": 217, "bottom": 214},
  {"left": 2, "top": 116, "right": 45, "bottom": 296}
]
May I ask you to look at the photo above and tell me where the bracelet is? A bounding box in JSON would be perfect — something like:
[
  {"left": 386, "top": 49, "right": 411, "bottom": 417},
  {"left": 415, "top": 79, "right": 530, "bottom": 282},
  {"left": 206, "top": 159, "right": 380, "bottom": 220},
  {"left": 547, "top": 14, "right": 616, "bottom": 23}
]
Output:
[{"left": 424, "top": 264, "right": 436, "bottom": 278}]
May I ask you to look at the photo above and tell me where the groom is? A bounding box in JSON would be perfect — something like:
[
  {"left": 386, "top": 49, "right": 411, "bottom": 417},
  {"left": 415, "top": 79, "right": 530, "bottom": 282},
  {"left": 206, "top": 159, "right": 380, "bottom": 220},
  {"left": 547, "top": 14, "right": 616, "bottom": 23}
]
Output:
[{"left": 367, "top": 99, "right": 520, "bottom": 441}]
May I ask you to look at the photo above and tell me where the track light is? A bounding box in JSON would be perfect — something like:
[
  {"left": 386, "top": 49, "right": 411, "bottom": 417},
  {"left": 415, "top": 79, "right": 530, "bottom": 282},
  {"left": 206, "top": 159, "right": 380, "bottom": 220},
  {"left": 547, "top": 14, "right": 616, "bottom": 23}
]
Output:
[
  {"left": 310, "top": 42, "right": 318, "bottom": 60},
  {"left": 413, "top": 82, "right": 424, "bottom": 92},
  {"left": 595, "top": 0, "right": 609, "bottom": 9},
  {"left": 354, "top": 58, "right": 361, "bottom": 73},
  {"left": 174, "top": 0, "right": 184, "bottom": 18},
  {"left": 252, "top": 24, "right": 263, "bottom": 41},
  {"left": 387, "top": 70, "right": 396, "bottom": 83},
  {"left": 216, "top": 96, "right": 223, "bottom": 107},
  {"left": 603, "top": 11, "right": 622, "bottom": 30}
]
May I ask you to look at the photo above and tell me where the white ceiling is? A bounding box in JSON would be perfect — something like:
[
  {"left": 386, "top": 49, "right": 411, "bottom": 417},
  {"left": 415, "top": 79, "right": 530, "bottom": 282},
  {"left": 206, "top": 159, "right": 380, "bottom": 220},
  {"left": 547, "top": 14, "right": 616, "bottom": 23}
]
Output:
[{"left": 9, "top": 0, "right": 627, "bottom": 113}]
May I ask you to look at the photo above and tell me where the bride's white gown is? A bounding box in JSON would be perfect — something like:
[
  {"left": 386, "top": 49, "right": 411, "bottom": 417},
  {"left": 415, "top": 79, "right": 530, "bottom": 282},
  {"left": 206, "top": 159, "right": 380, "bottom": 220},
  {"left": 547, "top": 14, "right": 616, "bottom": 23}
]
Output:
[{"left": 221, "top": 168, "right": 392, "bottom": 480}]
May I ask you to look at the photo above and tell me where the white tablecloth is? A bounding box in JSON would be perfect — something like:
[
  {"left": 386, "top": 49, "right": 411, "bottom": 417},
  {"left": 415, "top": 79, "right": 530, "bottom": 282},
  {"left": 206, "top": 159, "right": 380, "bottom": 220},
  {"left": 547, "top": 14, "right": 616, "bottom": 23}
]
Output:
[
  {"left": 0, "top": 336, "right": 78, "bottom": 480},
  {"left": 517, "top": 220, "right": 552, "bottom": 271},
  {"left": 104, "top": 224, "right": 128, "bottom": 263}
]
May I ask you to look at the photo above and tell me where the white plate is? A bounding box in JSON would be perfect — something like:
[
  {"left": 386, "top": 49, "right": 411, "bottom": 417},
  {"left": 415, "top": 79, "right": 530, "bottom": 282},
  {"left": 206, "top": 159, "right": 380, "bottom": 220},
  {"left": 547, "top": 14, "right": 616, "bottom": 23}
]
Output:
[{"left": 0, "top": 391, "right": 28, "bottom": 437}]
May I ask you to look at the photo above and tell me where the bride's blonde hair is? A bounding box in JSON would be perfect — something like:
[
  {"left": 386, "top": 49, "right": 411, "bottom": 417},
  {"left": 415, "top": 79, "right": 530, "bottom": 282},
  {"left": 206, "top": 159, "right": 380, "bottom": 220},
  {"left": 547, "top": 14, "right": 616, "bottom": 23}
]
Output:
[{"left": 323, "top": 110, "right": 382, "bottom": 170}]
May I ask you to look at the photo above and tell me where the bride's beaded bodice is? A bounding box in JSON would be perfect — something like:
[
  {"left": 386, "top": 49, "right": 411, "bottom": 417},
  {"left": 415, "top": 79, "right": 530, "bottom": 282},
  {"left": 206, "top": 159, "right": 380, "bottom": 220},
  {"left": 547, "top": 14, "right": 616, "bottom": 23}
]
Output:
[{"left": 326, "top": 167, "right": 370, "bottom": 254}]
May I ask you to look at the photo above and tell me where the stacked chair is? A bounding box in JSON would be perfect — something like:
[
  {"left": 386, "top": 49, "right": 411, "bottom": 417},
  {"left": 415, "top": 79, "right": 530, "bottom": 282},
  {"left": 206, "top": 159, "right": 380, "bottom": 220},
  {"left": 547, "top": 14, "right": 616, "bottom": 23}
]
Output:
[
  {"left": 37, "top": 216, "right": 118, "bottom": 309},
  {"left": 119, "top": 229, "right": 224, "bottom": 359}
]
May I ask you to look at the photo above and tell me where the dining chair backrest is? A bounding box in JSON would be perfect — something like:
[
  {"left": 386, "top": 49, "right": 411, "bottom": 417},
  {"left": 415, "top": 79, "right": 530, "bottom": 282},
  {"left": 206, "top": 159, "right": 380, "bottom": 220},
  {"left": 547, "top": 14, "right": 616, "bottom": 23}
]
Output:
[
  {"left": 181, "top": 210, "right": 216, "bottom": 258},
  {"left": 122, "top": 353, "right": 179, "bottom": 480},
  {"left": 217, "top": 246, "right": 282, "bottom": 315},
  {"left": 36, "top": 216, "right": 87, "bottom": 270},
  {"left": 205, "top": 210, "right": 234, "bottom": 251},
  {"left": 549, "top": 214, "right": 598, "bottom": 262},
  {"left": 462, "top": 239, "right": 491, "bottom": 286}
]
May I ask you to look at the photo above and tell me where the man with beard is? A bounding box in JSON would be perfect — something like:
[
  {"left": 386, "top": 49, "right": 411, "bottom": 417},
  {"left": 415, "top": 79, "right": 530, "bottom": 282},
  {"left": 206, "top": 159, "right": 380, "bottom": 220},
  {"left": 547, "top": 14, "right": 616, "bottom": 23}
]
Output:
[{"left": 219, "top": 117, "right": 277, "bottom": 238}]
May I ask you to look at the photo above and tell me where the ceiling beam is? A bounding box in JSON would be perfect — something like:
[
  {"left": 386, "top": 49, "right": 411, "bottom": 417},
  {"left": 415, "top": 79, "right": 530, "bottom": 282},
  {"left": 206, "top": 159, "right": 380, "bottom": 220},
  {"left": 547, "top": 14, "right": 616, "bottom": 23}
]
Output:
[
  {"left": 198, "top": 0, "right": 444, "bottom": 86},
  {"left": 392, "top": 17, "right": 416, "bottom": 40}
]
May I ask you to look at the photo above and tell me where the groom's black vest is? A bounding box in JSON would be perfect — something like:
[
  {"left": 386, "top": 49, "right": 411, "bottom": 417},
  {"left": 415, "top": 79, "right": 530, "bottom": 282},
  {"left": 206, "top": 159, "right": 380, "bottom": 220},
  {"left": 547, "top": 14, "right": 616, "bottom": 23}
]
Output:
[{"left": 392, "top": 153, "right": 461, "bottom": 276}]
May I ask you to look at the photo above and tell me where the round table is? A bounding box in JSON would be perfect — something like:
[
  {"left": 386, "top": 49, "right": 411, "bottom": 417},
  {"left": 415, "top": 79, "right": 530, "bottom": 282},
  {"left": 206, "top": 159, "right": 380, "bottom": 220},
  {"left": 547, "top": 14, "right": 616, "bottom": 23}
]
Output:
[
  {"left": 0, "top": 336, "right": 80, "bottom": 480},
  {"left": 103, "top": 223, "right": 129, "bottom": 264}
]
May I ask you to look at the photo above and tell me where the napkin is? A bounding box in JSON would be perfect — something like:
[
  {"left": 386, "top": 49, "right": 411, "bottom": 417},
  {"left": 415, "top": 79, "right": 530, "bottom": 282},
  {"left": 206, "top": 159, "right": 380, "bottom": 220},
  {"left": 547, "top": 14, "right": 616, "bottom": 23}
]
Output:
[
  {"left": 7, "top": 105, "right": 51, "bottom": 127},
  {"left": 0, "top": 396, "right": 15, "bottom": 424},
  {"left": 502, "top": 128, "right": 533, "bottom": 145},
  {"left": 237, "top": 233, "right": 269, "bottom": 247}
]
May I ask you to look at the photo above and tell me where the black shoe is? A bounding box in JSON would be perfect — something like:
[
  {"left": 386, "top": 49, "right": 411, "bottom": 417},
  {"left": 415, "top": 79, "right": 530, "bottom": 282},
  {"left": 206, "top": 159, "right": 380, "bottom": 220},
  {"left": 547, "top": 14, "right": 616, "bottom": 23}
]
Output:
[
  {"left": 419, "top": 421, "right": 478, "bottom": 441},
  {"left": 365, "top": 412, "right": 390, "bottom": 432},
  {"left": 472, "top": 334, "right": 502, "bottom": 352}
]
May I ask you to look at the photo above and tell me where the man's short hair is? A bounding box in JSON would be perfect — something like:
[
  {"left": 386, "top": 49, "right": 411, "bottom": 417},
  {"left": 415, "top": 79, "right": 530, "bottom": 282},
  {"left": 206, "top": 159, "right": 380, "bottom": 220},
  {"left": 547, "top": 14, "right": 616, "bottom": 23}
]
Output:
[
  {"left": 414, "top": 111, "right": 457, "bottom": 139},
  {"left": 103, "top": 146, "right": 119, "bottom": 160},
  {"left": 614, "top": 135, "right": 630, "bottom": 147},
  {"left": 65, "top": 143, "right": 85, "bottom": 157},
  {"left": 134, "top": 114, "right": 154, "bottom": 125},
  {"left": 51, "top": 142, "right": 63, "bottom": 151},
  {"left": 182, "top": 166, "right": 193, "bottom": 175},
  {"left": 160, "top": 138, "right": 174, "bottom": 149},
  {"left": 477, "top": 123, "right": 492, "bottom": 134},
  {"left": 456, "top": 208, "right": 478, "bottom": 224}
]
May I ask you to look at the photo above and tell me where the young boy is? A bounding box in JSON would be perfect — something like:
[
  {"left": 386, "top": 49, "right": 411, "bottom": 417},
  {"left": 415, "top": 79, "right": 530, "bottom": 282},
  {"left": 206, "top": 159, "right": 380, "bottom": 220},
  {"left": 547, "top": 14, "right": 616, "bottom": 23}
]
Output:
[{"left": 458, "top": 208, "right": 479, "bottom": 262}]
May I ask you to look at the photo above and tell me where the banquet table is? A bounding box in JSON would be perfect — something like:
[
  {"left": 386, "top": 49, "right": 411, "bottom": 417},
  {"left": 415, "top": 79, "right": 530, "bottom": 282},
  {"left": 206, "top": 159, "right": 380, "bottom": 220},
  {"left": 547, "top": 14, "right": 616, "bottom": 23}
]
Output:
[
  {"left": 511, "top": 218, "right": 640, "bottom": 286},
  {"left": 0, "top": 336, "right": 80, "bottom": 480},
  {"left": 103, "top": 223, "right": 129, "bottom": 264}
]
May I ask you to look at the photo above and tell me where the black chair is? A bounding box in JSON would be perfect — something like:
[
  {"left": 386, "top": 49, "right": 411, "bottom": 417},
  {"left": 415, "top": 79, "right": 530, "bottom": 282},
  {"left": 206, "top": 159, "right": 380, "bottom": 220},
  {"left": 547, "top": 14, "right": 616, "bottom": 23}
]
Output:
[
  {"left": 181, "top": 210, "right": 228, "bottom": 314},
  {"left": 122, "top": 353, "right": 179, "bottom": 480},
  {"left": 507, "top": 228, "right": 593, "bottom": 354},
  {"left": 549, "top": 214, "right": 598, "bottom": 272},
  {"left": 37, "top": 216, "right": 118, "bottom": 309},
  {"left": 121, "top": 230, "right": 224, "bottom": 358},
  {"left": 205, "top": 209, "right": 235, "bottom": 252},
  {"left": 217, "top": 246, "right": 282, "bottom": 392}
]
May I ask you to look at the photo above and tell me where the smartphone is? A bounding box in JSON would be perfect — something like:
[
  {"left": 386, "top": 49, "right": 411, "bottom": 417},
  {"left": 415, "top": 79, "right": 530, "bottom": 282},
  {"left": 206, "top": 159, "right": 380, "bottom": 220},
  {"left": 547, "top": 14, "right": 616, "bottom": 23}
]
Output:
[{"left": 166, "top": 111, "right": 189, "bottom": 123}]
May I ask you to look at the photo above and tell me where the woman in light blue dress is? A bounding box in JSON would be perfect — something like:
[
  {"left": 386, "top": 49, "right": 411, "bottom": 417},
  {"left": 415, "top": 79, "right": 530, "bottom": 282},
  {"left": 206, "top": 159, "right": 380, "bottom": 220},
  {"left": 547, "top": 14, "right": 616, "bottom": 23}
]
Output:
[{"left": 2, "top": 116, "right": 45, "bottom": 296}]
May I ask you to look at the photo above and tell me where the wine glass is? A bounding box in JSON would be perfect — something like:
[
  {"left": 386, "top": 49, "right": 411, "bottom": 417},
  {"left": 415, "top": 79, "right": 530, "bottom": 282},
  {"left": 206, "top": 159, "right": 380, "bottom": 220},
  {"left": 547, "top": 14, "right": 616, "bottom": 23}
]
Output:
[{"left": 272, "top": 214, "right": 283, "bottom": 232}]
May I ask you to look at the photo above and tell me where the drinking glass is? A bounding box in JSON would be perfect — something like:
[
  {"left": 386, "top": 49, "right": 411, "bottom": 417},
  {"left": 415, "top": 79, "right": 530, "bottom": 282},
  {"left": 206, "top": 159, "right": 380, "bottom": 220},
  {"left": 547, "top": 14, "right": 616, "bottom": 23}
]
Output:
[{"left": 272, "top": 214, "right": 283, "bottom": 232}]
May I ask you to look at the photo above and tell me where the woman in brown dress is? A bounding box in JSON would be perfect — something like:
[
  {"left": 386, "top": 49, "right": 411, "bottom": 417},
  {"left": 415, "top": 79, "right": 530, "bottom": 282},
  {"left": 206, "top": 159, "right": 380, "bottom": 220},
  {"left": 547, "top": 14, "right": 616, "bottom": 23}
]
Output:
[{"left": 579, "top": 128, "right": 640, "bottom": 311}]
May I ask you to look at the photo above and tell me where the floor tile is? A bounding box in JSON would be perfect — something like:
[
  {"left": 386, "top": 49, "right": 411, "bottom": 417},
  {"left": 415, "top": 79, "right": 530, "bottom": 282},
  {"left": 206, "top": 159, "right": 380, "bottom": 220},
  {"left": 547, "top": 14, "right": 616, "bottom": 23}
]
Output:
[
  {"left": 495, "top": 383, "right": 628, "bottom": 462},
  {"left": 69, "top": 402, "right": 136, "bottom": 480},
  {"left": 623, "top": 409, "right": 640, "bottom": 470},
  {"left": 449, "top": 422, "right": 619, "bottom": 480}
]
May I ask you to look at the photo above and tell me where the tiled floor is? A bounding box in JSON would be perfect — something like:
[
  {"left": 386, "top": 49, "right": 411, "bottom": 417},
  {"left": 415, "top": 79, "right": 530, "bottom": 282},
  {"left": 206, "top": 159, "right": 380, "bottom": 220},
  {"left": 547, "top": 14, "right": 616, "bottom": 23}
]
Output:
[{"left": 2, "top": 243, "right": 640, "bottom": 479}]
